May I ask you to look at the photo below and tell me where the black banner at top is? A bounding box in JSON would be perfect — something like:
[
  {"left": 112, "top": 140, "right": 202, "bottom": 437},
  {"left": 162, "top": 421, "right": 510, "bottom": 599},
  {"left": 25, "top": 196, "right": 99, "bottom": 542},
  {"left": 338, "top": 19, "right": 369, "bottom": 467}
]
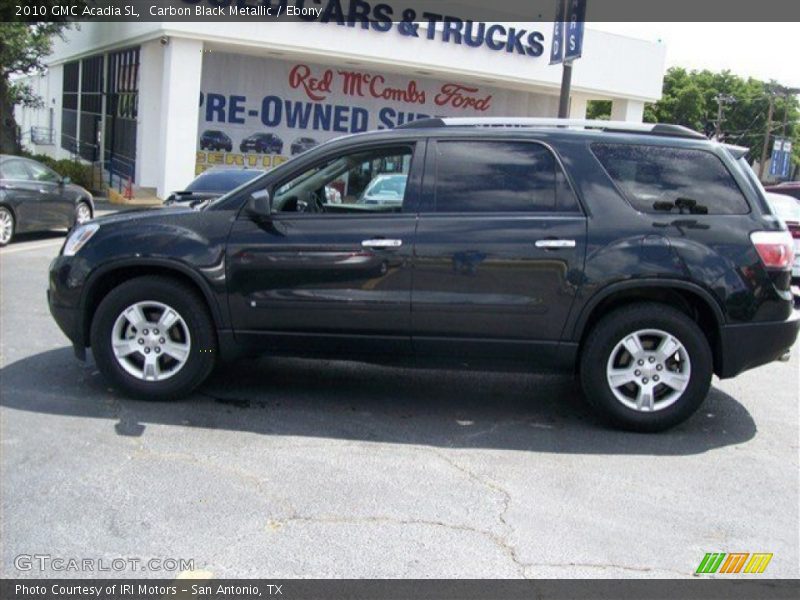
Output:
[{"left": 2, "top": 0, "right": 800, "bottom": 23}]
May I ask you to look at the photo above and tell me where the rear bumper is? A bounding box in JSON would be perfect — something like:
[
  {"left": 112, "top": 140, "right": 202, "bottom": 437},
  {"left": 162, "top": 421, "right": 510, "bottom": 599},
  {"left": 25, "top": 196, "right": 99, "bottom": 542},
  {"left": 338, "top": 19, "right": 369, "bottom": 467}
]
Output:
[{"left": 717, "top": 311, "right": 800, "bottom": 378}]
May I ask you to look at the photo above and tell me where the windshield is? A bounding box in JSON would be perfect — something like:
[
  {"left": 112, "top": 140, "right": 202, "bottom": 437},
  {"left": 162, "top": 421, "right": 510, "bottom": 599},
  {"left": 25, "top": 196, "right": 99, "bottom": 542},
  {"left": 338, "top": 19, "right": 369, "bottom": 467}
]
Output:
[
  {"left": 361, "top": 175, "right": 407, "bottom": 200},
  {"left": 185, "top": 170, "right": 263, "bottom": 193}
]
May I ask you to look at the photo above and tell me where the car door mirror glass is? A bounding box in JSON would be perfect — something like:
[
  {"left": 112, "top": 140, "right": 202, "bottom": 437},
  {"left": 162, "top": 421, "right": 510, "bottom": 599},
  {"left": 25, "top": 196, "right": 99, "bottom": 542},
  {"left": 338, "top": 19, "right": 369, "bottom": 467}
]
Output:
[{"left": 61, "top": 176, "right": 71, "bottom": 186}]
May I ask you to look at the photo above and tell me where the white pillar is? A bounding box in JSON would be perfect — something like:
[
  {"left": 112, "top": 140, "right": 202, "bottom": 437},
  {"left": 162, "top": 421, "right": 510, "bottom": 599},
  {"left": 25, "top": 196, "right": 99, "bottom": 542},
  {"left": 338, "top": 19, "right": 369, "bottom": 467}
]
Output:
[
  {"left": 570, "top": 94, "right": 589, "bottom": 120},
  {"left": 136, "top": 40, "right": 164, "bottom": 188},
  {"left": 611, "top": 99, "right": 645, "bottom": 123},
  {"left": 156, "top": 37, "right": 203, "bottom": 199}
]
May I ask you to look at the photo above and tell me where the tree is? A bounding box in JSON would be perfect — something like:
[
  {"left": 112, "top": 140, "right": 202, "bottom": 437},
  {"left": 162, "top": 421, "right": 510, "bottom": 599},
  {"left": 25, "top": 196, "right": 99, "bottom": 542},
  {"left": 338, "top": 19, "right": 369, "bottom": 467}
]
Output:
[{"left": 0, "top": 21, "right": 70, "bottom": 154}]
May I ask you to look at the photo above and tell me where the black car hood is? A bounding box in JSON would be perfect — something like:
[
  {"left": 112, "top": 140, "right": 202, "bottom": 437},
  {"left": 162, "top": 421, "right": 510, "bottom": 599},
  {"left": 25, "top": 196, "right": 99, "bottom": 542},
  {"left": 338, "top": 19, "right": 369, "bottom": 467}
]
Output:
[{"left": 90, "top": 206, "right": 193, "bottom": 227}]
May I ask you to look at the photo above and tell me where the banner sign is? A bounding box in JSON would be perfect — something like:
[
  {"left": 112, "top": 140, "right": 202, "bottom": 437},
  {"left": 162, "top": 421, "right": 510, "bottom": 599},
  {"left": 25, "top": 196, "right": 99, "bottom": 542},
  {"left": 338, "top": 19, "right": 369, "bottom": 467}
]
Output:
[
  {"left": 549, "top": 0, "right": 566, "bottom": 64},
  {"left": 195, "top": 53, "right": 557, "bottom": 174},
  {"left": 769, "top": 137, "right": 793, "bottom": 179},
  {"left": 565, "top": 0, "right": 587, "bottom": 61}
]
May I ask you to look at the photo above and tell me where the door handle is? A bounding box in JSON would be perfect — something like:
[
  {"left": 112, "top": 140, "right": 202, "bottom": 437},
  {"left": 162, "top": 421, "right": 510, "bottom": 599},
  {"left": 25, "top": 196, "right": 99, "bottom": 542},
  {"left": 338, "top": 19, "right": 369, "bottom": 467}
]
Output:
[
  {"left": 535, "top": 239, "right": 576, "bottom": 249},
  {"left": 362, "top": 239, "right": 403, "bottom": 248}
]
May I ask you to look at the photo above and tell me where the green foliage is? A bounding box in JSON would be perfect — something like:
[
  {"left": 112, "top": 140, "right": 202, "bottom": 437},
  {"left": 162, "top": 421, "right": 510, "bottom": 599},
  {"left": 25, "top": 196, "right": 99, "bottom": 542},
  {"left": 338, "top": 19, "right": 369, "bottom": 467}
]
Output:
[
  {"left": 586, "top": 100, "right": 612, "bottom": 120},
  {"left": 0, "top": 9, "right": 80, "bottom": 153}
]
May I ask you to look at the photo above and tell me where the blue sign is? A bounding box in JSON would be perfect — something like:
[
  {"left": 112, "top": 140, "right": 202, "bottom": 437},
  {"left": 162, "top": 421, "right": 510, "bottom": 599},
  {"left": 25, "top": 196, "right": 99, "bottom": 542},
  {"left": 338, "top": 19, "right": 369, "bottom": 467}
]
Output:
[
  {"left": 565, "top": 0, "right": 587, "bottom": 61},
  {"left": 549, "top": 0, "right": 566, "bottom": 65},
  {"left": 770, "top": 138, "right": 793, "bottom": 179}
]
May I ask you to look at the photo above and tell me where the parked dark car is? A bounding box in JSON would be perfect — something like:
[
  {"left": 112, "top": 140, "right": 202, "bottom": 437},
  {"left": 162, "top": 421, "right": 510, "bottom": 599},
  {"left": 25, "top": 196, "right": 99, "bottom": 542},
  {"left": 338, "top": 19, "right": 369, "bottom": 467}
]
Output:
[
  {"left": 764, "top": 191, "right": 800, "bottom": 283},
  {"left": 165, "top": 168, "right": 266, "bottom": 207},
  {"left": 290, "top": 136, "right": 319, "bottom": 155},
  {"left": 0, "top": 155, "right": 94, "bottom": 246},
  {"left": 199, "top": 130, "right": 233, "bottom": 152},
  {"left": 765, "top": 181, "right": 800, "bottom": 201},
  {"left": 240, "top": 133, "right": 284, "bottom": 155},
  {"left": 48, "top": 118, "right": 800, "bottom": 432}
]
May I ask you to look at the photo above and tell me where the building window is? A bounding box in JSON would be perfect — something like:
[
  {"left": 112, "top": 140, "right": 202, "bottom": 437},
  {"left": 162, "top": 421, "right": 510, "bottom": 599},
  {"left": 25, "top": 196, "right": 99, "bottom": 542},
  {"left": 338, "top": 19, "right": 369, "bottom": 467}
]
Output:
[
  {"left": 78, "top": 55, "right": 103, "bottom": 161},
  {"left": 61, "top": 61, "right": 79, "bottom": 153}
]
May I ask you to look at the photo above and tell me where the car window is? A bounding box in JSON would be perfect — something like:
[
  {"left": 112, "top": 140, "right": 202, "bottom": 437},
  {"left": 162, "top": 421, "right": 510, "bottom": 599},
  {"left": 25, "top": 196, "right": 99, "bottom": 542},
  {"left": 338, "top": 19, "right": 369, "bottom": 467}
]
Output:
[
  {"left": 432, "top": 141, "right": 580, "bottom": 213},
  {"left": 592, "top": 143, "right": 750, "bottom": 215},
  {"left": 0, "top": 160, "right": 31, "bottom": 180},
  {"left": 26, "top": 161, "right": 61, "bottom": 183},
  {"left": 186, "top": 170, "right": 263, "bottom": 192},
  {"left": 271, "top": 146, "right": 414, "bottom": 214}
]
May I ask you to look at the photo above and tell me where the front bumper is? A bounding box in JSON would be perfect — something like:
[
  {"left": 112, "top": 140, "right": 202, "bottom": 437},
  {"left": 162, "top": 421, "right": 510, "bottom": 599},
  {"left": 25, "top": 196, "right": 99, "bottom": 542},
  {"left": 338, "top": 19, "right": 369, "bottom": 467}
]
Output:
[
  {"left": 717, "top": 311, "right": 800, "bottom": 378},
  {"left": 47, "top": 288, "right": 86, "bottom": 360}
]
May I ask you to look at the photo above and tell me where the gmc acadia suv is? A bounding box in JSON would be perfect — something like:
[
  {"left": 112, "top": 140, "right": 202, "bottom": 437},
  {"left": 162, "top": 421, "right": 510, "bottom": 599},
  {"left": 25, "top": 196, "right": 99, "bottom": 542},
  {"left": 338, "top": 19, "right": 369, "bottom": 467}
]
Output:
[{"left": 48, "top": 118, "right": 800, "bottom": 432}]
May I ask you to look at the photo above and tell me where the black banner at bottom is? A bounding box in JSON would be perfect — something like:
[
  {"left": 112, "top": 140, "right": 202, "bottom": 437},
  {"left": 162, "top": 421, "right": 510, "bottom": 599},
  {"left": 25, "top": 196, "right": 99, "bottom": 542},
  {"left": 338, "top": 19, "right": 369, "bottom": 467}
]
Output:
[{"left": 2, "top": 579, "right": 800, "bottom": 600}]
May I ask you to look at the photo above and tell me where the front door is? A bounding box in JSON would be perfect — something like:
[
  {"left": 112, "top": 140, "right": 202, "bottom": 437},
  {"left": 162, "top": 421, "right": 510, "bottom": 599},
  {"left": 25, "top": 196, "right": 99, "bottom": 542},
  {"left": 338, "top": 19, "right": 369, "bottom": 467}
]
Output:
[
  {"left": 25, "top": 160, "right": 71, "bottom": 229},
  {"left": 412, "top": 138, "right": 587, "bottom": 364},
  {"left": 226, "top": 141, "right": 424, "bottom": 357}
]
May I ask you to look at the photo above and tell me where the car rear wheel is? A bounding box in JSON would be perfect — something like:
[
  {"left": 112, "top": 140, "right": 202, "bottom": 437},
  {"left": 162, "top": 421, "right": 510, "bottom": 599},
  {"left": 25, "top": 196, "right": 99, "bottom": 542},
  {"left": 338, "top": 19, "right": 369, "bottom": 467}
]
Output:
[
  {"left": 74, "top": 201, "right": 92, "bottom": 226},
  {"left": 90, "top": 276, "right": 217, "bottom": 400},
  {"left": 579, "top": 303, "right": 712, "bottom": 432},
  {"left": 0, "top": 207, "right": 15, "bottom": 246}
]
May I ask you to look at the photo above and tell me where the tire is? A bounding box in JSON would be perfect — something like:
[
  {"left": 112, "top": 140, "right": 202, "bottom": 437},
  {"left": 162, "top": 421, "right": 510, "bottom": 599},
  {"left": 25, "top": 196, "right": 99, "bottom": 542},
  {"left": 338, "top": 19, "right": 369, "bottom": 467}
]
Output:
[
  {"left": 90, "top": 276, "right": 217, "bottom": 400},
  {"left": 74, "top": 201, "right": 93, "bottom": 226},
  {"left": 579, "top": 302, "right": 712, "bottom": 432},
  {"left": 0, "top": 206, "right": 15, "bottom": 246}
]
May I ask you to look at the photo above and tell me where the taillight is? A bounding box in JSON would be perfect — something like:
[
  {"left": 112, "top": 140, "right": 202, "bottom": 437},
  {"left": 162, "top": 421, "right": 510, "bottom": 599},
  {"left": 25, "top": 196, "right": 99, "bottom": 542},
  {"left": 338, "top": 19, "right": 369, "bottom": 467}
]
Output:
[
  {"left": 785, "top": 221, "right": 800, "bottom": 240},
  {"left": 750, "top": 230, "right": 795, "bottom": 269}
]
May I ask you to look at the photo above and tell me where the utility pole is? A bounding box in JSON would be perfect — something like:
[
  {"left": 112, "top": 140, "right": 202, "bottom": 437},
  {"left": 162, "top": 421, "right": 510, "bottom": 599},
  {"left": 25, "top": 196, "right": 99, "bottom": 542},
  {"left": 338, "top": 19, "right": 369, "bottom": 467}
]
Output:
[
  {"left": 758, "top": 91, "right": 776, "bottom": 180},
  {"left": 713, "top": 94, "right": 735, "bottom": 140},
  {"left": 558, "top": 62, "right": 573, "bottom": 119}
]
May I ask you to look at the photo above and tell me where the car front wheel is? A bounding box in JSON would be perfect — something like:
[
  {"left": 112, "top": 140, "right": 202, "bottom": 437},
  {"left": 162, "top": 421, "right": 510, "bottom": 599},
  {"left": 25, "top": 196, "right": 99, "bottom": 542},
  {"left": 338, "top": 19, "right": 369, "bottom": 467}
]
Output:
[
  {"left": 0, "top": 206, "right": 15, "bottom": 246},
  {"left": 579, "top": 303, "right": 712, "bottom": 432},
  {"left": 90, "top": 276, "right": 217, "bottom": 400},
  {"left": 74, "top": 201, "right": 92, "bottom": 226}
]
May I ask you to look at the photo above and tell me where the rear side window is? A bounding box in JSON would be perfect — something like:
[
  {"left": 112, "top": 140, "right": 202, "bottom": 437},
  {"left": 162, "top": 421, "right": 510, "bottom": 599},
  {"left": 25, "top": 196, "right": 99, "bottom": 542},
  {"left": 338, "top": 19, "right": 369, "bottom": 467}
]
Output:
[
  {"left": 0, "top": 160, "right": 31, "bottom": 180},
  {"left": 591, "top": 143, "right": 750, "bottom": 215},
  {"left": 433, "top": 141, "right": 580, "bottom": 213}
]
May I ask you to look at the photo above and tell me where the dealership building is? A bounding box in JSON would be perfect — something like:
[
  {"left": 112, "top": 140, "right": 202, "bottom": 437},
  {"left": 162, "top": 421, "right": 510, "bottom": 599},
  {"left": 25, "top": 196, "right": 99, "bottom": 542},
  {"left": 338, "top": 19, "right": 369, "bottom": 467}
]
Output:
[{"left": 16, "top": 15, "right": 666, "bottom": 199}]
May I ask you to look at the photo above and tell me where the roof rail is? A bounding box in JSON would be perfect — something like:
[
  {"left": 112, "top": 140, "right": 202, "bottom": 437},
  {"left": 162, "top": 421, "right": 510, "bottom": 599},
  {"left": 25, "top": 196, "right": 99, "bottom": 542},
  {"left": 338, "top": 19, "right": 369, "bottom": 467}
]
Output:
[{"left": 396, "top": 117, "right": 707, "bottom": 140}]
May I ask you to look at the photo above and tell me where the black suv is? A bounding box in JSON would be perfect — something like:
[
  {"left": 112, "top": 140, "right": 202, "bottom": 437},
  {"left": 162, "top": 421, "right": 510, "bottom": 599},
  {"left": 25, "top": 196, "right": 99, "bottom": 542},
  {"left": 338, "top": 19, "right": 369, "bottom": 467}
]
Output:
[
  {"left": 48, "top": 118, "right": 800, "bottom": 431},
  {"left": 240, "top": 133, "right": 284, "bottom": 155},
  {"left": 199, "top": 130, "right": 233, "bottom": 152}
]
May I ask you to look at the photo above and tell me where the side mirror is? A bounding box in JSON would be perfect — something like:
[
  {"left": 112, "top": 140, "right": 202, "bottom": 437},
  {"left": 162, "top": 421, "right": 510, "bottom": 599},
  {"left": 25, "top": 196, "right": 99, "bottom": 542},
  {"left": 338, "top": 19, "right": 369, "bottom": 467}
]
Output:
[
  {"left": 60, "top": 176, "right": 71, "bottom": 186},
  {"left": 246, "top": 189, "right": 271, "bottom": 218}
]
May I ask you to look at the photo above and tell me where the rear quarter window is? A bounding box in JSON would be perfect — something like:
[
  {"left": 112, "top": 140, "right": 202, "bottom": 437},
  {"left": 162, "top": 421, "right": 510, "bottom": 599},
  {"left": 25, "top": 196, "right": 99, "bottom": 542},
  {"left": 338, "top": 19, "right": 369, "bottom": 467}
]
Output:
[{"left": 591, "top": 143, "right": 750, "bottom": 215}]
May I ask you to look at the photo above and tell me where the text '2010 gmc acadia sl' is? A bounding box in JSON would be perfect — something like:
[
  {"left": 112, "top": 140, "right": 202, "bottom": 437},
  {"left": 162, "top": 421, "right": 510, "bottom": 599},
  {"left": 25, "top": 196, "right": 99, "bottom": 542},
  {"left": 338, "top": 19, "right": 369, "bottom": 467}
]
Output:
[{"left": 48, "top": 118, "right": 800, "bottom": 432}]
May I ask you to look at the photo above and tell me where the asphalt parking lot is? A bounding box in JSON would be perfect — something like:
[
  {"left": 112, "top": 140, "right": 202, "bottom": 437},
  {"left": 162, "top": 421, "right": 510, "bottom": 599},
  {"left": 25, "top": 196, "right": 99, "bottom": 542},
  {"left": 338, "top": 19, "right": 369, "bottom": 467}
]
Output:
[{"left": 1, "top": 225, "right": 798, "bottom": 579}]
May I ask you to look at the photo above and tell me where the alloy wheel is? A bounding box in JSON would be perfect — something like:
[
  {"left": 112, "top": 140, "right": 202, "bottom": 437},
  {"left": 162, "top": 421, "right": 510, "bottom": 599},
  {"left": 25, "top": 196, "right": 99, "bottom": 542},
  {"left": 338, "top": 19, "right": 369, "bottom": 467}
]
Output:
[
  {"left": 605, "top": 328, "right": 691, "bottom": 412},
  {"left": 76, "top": 203, "right": 92, "bottom": 224},
  {"left": 0, "top": 209, "right": 13, "bottom": 245},
  {"left": 111, "top": 301, "right": 192, "bottom": 382}
]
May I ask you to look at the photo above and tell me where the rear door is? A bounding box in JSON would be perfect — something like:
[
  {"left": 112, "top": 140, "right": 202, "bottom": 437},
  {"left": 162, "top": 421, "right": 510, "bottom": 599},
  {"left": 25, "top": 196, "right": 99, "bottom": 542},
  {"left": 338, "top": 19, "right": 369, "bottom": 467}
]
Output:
[
  {"left": 412, "top": 138, "right": 587, "bottom": 363},
  {"left": 226, "top": 140, "right": 424, "bottom": 357}
]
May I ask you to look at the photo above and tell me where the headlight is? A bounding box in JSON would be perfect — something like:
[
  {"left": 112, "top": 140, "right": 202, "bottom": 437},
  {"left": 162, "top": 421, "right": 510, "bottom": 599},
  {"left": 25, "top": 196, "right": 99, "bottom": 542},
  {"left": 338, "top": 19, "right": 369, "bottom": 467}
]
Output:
[{"left": 63, "top": 223, "right": 99, "bottom": 256}]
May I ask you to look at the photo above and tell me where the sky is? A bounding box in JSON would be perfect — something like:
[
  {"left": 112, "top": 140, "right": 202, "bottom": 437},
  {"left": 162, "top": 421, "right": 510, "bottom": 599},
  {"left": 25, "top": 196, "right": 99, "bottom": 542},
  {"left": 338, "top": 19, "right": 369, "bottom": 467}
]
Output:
[{"left": 591, "top": 23, "right": 800, "bottom": 89}]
